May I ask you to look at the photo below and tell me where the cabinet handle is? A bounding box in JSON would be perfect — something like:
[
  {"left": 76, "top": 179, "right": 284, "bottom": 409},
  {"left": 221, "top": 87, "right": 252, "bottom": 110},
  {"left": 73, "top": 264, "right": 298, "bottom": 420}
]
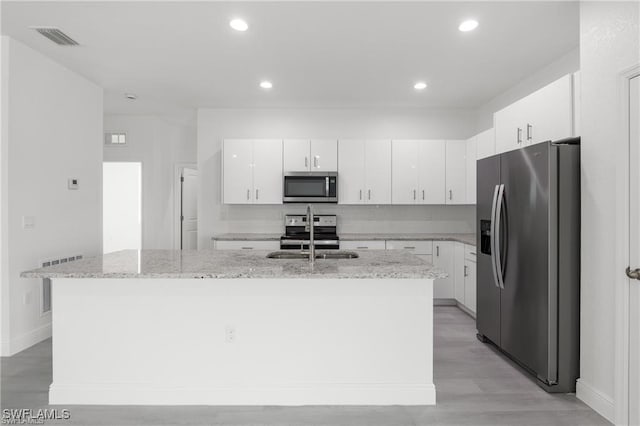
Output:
[
  {"left": 413, "top": 189, "right": 417, "bottom": 200},
  {"left": 436, "top": 245, "right": 440, "bottom": 257},
  {"left": 256, "top": 189, "right": 259, "bottom": 200},
  {"left": 464, "top": 265, "right": 468, "bottom": 277},
  {"left": 314, "top": 156, "right": 318, "bottom": 168},
  {"left": 470, "top": 252, "right": 476, "bottom": 256},
  {"left": 517, "top": 127, "right": 522, "bottom": 144},
  {"left": 305, "top": 157, "right": 308, "bottom": 168},
  {"left": 247, "top": 189, "right": 250, "bottom": 200},
  {"left": 422, "top": 189, "right": 425, "bottom": 200},
  {"left": 404, "top": 246, "right": 416, "bottom": 249},
  {"left": 241, "top": 247, "right": 253, "bottom": 250},
  {"left": 359, "top": 189, "right": 362, "bottom": 201},
  {"left": 449, "top": 190, "right": 453, "bottom": 200},
  {"left": 368, "top": 189, "right": 371, "bottom": 200},
  {"left": 527, "top": 123, "right": 533, "bottom": 141},
  {"left": 357, "top": 246, "right": 368, "bottom": 249}
]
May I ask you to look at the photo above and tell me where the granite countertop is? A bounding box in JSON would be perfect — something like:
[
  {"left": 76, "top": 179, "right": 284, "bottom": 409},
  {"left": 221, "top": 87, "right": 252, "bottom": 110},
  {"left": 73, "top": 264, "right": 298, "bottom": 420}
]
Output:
[
  {"left": 21, "top": 249, "right": 447, "bottom": 280},
  {"left": 211, "top": 232, "right": 476, "bottom": 246}
]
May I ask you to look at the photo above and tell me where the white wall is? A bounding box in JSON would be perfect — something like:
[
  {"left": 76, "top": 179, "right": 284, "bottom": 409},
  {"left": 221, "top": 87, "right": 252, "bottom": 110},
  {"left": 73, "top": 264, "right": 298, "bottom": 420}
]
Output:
[
  {"left": 104, "top": 115, "right": 196, "bottom": 250},
  {"left": 577, "top": 2, "right": 640, "bottom": 422},
  {"left": 197, "top": 108, "right": 477, "bottom": 248},
  {"left": 0, "top": 37, "right": 103, "bottom": 356},
  {"left": 475, "top": 47, "right": 580, "bottom": 132},
  {"left": 103, "top": 162, "right": 142, "bottom": 254}
]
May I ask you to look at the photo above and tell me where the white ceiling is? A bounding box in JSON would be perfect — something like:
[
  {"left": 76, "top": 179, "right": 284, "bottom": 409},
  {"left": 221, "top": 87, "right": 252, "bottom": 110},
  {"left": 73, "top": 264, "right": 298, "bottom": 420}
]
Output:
[{"left": 1, "top": 1, "right": 579, "bottom": 114}]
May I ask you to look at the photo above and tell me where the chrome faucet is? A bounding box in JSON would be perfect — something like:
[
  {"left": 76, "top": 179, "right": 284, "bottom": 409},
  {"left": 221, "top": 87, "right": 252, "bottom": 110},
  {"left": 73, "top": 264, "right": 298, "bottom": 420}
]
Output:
[{"left": 305, "top": 204, "right": 315, "bottom": 264}]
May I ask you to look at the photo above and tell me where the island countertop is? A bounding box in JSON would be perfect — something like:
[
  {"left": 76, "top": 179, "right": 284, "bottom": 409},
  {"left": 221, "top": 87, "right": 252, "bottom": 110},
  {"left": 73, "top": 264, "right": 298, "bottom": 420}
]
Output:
[{"left": 21, "top": 249, "right": 447, "bottom": 280}]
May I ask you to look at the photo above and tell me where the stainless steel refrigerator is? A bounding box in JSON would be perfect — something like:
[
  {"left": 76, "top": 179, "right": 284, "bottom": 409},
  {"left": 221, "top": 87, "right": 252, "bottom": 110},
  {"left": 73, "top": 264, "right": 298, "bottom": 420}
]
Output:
[{"left": 476, "top": 138, "right": 580, "bottom": 393}]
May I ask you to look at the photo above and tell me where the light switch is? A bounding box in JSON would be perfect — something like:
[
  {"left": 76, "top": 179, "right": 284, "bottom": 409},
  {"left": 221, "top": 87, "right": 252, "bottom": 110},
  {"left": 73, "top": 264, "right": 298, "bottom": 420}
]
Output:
[
  {"left": 68, "top": 178, "right": 79, "bottom": 190},
  {"left": 22, "top": 216, "right": 35, "bottom": 229}
]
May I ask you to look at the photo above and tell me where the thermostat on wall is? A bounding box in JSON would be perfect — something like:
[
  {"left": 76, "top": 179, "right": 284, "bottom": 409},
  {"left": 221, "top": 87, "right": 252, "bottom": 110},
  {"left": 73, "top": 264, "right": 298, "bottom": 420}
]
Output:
[{"left": 68, "top": 178, "right": 79, "bottom": 190}]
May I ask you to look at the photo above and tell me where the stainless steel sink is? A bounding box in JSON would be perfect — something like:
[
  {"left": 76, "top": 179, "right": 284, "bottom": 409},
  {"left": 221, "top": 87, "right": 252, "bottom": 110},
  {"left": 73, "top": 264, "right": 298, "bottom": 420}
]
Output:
[{"left": 266, "top": 251, "right": 359, "bottom": 260}]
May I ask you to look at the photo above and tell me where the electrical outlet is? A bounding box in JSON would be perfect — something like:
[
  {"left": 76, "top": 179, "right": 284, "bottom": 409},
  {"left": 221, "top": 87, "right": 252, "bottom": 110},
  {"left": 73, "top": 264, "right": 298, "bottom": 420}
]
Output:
[
  {"left": 225, "top": 326, "right": 236, "bottom": 343},
  {"left": 22, "top": 216, "right": 35, "bottom": 229}
]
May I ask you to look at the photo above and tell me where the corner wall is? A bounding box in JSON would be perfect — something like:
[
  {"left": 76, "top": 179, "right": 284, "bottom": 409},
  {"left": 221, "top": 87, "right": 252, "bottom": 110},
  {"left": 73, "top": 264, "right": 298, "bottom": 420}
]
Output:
[
  {"left": 0, "top": 37, "right": 103, "bottom": 356},
  {"left": 577, "top": 2, "right": 639, "bottom": 423},
  {"left": 197, "top": 108, "right": 477, "bottom": 249}
]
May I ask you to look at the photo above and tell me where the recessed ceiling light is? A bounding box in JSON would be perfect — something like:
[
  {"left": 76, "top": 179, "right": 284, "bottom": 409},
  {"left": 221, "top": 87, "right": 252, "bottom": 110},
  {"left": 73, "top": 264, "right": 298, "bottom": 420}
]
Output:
[
  {"left": 230, "top": 19, "right": 249, "bottom": 32},
  {"left": 124, "top": 93, "right": 137, "bottom": 100},
  {"left": 459, "top": 19, "right": 479, "bottom": 32},
  {"left": 260, "top": 81, "right": 273, "bottom": 89},
  {"left": 414, "top": 82, "right": 427, "bottom": 90}
]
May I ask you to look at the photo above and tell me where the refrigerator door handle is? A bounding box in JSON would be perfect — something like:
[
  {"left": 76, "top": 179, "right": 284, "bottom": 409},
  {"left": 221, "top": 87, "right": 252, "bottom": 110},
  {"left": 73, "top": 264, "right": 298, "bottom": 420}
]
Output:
[
  {"left": 495, "top": 184, "right": 506, "bottom": 289},
  {"left": 490, "top": 185, "right": 501, "bottom": 288}
]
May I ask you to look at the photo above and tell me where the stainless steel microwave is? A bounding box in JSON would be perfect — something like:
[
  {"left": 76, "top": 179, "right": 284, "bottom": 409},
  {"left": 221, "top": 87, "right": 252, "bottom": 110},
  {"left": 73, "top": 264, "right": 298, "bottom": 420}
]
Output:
[{"left": 283, "top": 172, "right": 338, "bottom": 203}]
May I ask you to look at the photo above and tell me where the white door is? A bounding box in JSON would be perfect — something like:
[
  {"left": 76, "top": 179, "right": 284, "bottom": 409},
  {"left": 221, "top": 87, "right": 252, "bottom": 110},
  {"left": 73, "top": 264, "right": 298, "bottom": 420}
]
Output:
[
  {"left": 628, "top": 74, "right": 640, "bottom": 426},
  {"left": 418, "top": 140, "right": 446, "bottom": 204},
  {"left": 338, "top": 139, "right": 365, "bottom": 204},
  {"left": 103, "top": 162, "right": 142, "bottom": 253},
  {"left": 181, "top": 167, "right": 198, "bottom": 249},
  {"left": 310, "top": 139, "right": 338, "bottom": 171},
  {"left": 253, "top": 139, "right": 283, "bottom": 204},
  {"left": 445, "top": 140, "right": 467, "bottom": 204},
  {"left": 466, "top": 137, "right": 477, "bottom": 204},
  {"left": 433, "top": 241, "right": 455, "bottom": 299},
  {"left": 283, "top": 139, "right": 310, "bottom": 172},
  {"left": 392, "top": 140, "right": 420, "bottom": 204},
  {"left": 223, "top": 139, "right": 254, "bottom": 204},
  {"left": 364, "top": 139, "right": 391, "bottom": 204}
]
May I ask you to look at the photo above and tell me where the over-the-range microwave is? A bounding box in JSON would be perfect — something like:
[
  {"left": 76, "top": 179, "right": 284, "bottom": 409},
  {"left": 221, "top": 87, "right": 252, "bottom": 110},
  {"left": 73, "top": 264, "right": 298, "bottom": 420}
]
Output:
[{"left": 283, "top": 172, "right": 338, "bottom": 203}]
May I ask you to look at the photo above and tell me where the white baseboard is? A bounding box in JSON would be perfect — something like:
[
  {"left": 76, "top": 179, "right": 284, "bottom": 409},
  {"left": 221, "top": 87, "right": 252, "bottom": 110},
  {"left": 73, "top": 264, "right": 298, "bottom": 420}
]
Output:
[
  {"left": 1, "top": 323, "right": 51, "bottom": 356},
  {"left": 576, "top": 379, "right": 615, "bottom": 424},
  {"left": 49, "top": 383, "right": 436, "bottom": 406}
]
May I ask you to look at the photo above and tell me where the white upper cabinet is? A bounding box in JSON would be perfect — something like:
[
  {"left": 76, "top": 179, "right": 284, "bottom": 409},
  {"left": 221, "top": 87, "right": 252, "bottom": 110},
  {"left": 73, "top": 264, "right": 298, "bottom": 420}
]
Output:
[
  {"left": 339, "top": 139, "right": 391, "bottom": 204},
  {"left": 476, "top": 128, "right": 495, "bottom": 160},
  {"left": 223, "top": 139, "right": 282, "bottom": 204},
  {"left": 445, "top": 140, "right": 467, "bottom": 204},
  {"left": 284, "top": 139, "right": 337, "bottom": 172},
  {"left": 494, "top": 74, "right": 575, "bottom": 155},
  {"left": 391, "top": 140, "right": 420, "bottom": 204},
  {"left": 419, "top": 140, "right": 446, "bottom": 204},
  {"left": 465, "top": 137, "right": 477, "bottom": 205}
]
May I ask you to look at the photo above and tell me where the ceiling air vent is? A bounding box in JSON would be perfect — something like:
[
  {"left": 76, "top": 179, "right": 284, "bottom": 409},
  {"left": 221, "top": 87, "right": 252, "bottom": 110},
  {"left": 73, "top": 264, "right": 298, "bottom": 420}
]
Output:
[{"left": 32, "top": 27, "right": 79, "bottom": 46}]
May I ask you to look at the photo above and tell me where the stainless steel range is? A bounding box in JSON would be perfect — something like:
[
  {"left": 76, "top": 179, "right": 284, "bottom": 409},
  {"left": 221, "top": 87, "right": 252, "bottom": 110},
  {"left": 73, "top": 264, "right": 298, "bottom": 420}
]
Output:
[{"left": 280, "top": 214, "right": 339, "bottom": 250}]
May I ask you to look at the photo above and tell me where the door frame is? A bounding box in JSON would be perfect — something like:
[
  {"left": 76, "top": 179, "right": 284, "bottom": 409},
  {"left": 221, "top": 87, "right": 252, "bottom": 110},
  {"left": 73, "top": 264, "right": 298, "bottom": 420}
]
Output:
[
  {"left": 615, "top": 64, "right": 640, "bottom": 426},
  {"left": 173, "top": 163, "right": 197, "bottom": 250}
]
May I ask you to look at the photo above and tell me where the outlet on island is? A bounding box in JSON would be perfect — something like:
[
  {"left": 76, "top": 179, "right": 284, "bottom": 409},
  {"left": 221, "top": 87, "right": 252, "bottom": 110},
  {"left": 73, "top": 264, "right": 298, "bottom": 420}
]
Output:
[{"left": 225, "top": 325, "right": 236, "bottom": 343}]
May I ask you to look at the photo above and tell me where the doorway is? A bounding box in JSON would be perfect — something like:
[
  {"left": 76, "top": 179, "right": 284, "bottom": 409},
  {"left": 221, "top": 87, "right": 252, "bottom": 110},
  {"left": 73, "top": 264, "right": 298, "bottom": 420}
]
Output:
[
  {"left": 176, "top": 166, "right": 198, "bottom": 250},
  {"left": 103, "top": 162, "right": 142, "bottom": 254}
]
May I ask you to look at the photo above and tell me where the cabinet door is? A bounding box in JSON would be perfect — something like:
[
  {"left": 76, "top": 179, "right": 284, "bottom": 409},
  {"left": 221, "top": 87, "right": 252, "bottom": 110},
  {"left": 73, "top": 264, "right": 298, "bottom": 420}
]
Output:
[
  {"left": 525, "top": 74, "right": 573, "bottom": 145},
  {"left": 418, "top": 140, "right": 446, "bottom": 204},
  {"left": 391, "top": 140, "right": 420, "bottom": 204},
  {"left": 338, "top": 139, "right": 365, "bottom": 204},
  {"left": 215, "top": 240, "right": 280, "bottom": 250},
  {"left": 340, "top": 240, "right": 386, "bottom": 250},
  {"left": 253, "top": 139, "right": 283, "bottom": 204},
  {"left": 454, "top": 242, "right": 466, "bottom": 304},
  {"left": 364, "top": 139, "right": 391, "bottom": 204},
  {"left": 465, "top": 260, "right": 477, "bottom": 314},
  {"left": 433, "top": 241, "right": 455, "bottom": 299},
  {"left": 476, "top": 128, "right": 495, "bottom": 160},
  {"left": 310, "top": 139, "right": 337, "bottom": 171},
  {"left": 445, "top": 140, "right": 467, "bottom": 204},
  {"left": 466, "top": 137, "right": 477, "bottom": 204},
  {"left": 494, "top": 101, "right": 525, "bottom": 154},
  {"left": 223, "top": 139, "right": 254, "bottom": 204},
  {"left": 283, "top": 139, "right": 310, "bottom": 172}
]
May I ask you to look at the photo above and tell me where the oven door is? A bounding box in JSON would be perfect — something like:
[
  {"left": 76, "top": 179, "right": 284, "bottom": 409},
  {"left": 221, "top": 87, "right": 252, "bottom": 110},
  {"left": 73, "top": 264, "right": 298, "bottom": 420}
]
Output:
[{"left": 283, "top": 172, "right": 337, "bottom": 203}]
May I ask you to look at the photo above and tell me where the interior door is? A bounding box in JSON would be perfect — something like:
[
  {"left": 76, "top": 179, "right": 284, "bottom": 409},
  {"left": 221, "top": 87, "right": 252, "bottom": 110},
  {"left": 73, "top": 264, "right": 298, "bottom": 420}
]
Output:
[
  {"left": 338, "top": 139, "right": 365, "bottom": 204},
  {"left": 499, "top": 143, "right": 553, "bottom": 382},
  {"left": 628, "top": 74, "right": 640, "bottom": 426},
  {"left": 476, "top": 155, "right": 501, "bottom": 344},
  {"left": 364, "top": 139, "right": 391, "bottom": 204},
  {"left": 181, "top": 167, "right": 198, "bottom": 250}
]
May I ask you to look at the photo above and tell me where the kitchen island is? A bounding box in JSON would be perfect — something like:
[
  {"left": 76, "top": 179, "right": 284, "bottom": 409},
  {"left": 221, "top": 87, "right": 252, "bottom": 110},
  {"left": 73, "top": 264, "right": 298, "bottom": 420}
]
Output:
[{"left": 22, "top": 249, "right": 443, "bottom": 406}]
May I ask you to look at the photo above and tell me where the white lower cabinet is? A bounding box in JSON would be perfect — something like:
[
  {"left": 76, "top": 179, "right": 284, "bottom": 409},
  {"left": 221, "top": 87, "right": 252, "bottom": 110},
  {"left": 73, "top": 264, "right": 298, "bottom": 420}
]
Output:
[
  {"left": 340, "top": 240, "right": 386, "bottom": 250},
  {"left": 464, "top": 258, "right": 477, "bottom": 314},
  {"left": 453, "top": 242, "right": 477, "bottom": 315},
  {"left": 454, "top": 243, "right": 466, "bottom": 304},
  {"left": 213, "top": 240, "right": 280, "bottom": 250},
  {"left": 432, "top": 241, "right": 455, "bottom": 299}
]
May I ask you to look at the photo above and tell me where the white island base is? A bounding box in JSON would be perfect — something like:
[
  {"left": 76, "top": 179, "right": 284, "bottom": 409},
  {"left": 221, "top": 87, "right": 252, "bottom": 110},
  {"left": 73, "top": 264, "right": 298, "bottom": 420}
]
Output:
[{"left": 49, "top": 277, "right": 435, "bottom": 406}]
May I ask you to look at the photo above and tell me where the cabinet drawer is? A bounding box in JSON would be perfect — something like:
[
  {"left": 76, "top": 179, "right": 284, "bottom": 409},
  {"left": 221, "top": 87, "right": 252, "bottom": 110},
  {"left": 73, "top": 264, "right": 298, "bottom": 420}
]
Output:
[
  {"left": 464, "top": 244, "right": 477, "bottom": 261},
  {"left": 214, "top": 240, "right": 280, "bottom": 250},
  {"left": 385, "top": 240, "right": 433, "bottom": 255},
  {"left": 340, "top": 240, "right": 386, "bottom": 250}
]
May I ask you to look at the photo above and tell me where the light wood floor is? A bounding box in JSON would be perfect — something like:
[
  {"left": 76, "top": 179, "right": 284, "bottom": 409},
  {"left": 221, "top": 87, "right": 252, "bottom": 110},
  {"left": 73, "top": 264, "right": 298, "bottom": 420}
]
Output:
[{"left": 1, "top": 307, "right": 609, "bottom": 425}]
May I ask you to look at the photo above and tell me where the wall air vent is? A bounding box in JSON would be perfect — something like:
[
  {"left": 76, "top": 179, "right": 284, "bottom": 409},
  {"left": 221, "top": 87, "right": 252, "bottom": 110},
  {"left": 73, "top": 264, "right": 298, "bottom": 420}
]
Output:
[{"left": 32, "top": 27, "right": 79, "bottom": 46}]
